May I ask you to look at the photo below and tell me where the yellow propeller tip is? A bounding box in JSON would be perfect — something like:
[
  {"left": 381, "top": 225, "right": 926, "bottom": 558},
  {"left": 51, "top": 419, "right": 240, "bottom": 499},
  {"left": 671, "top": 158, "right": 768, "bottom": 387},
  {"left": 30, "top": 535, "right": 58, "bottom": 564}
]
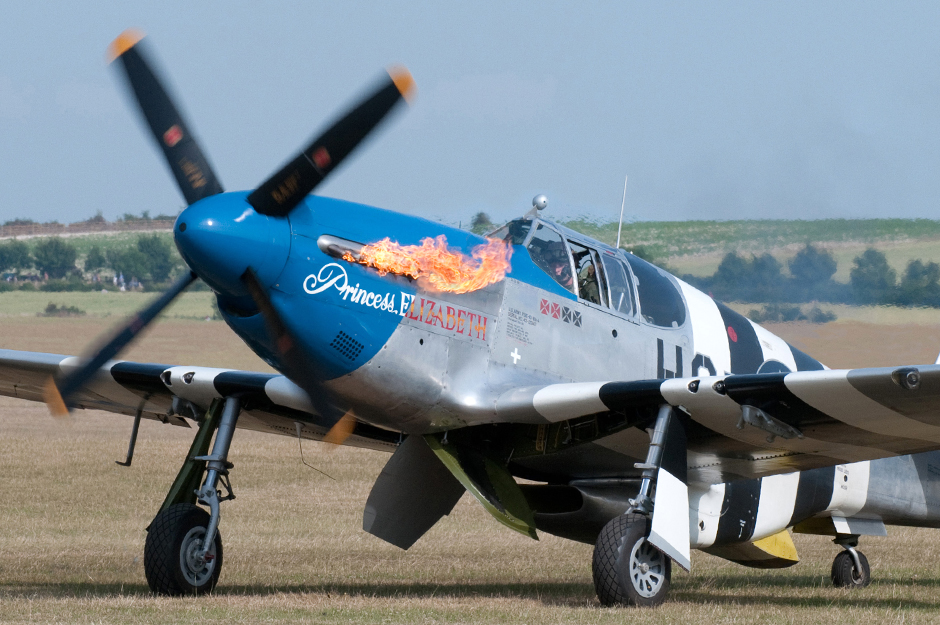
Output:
[
  {"left": 388, "top": 66, "right": 416, "bottom": 104},
  {"left": 107, "top": 28, "right": 145, "bottom": 63},
  {"left": 43, "top": 378, "right": 69, "bottom": 418},
  {"left": 323, "top": 413, "right": 356, "bottom": 446}
]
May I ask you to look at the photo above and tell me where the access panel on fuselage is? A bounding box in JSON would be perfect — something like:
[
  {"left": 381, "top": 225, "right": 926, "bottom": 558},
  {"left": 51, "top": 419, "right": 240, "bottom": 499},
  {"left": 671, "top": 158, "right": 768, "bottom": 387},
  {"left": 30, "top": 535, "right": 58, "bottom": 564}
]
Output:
[{"left": 494, "top": 278, "right": 655, "bottom": 383}]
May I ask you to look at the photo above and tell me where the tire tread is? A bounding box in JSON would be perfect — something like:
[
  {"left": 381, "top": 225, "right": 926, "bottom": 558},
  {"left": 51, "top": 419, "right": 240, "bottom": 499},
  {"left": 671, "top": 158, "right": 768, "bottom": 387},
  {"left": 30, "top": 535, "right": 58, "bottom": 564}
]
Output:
[
  {"left": 831, "top": 550, "right": 871, "bottom": 588},
  {"left": 144, "top": 503, "right": 222, "bottom": 596},
  {"left": 593, "top": 514, "right": 632, "bottom": 605},
  {"left": 593, "top": 513, "right": 671, "bottom": 607},
  {"left": 144, "top": 503, "right": 197, "bottom": 596}
]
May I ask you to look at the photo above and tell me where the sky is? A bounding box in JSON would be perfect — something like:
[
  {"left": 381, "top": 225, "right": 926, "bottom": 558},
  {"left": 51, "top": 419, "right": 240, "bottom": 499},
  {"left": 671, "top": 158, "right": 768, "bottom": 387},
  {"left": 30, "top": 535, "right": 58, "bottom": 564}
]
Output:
[{"left": 2, "top": 2, "right": 940, "bottom": 226}]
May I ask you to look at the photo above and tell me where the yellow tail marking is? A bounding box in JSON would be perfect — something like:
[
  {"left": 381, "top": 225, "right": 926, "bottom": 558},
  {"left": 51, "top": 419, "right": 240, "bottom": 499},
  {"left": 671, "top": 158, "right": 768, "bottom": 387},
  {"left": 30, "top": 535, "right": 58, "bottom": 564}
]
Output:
[{"left": 752, "top": 529, "right": 799, "bottom": 562}]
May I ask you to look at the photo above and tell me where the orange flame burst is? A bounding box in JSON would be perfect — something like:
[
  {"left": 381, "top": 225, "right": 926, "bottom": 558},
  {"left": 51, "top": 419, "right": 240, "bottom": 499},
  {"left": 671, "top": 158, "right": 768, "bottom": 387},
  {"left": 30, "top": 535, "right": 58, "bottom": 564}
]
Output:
[{"left": 343, "top": 235, "right": 512, "bottom": 294}]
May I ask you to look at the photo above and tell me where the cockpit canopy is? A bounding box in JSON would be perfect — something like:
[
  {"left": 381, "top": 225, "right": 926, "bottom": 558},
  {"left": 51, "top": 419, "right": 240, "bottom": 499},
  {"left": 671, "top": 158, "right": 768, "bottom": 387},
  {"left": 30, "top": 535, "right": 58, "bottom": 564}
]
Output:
[{"left": 493, "top": 218, "right": 686, "bottom": 328}]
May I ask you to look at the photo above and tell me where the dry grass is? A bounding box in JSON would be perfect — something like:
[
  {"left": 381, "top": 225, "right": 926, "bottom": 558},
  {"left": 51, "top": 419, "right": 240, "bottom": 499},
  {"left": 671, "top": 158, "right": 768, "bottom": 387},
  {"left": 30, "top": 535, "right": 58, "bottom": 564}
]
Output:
[
  {"left": 1, "top": 316, "right": 940, "bottom": 622},
  {"left": 728, "top": 305, "right": 940, "bottom": 369},
  {"left": 0, "top": 291, "right": 217, "bottom": 320}
]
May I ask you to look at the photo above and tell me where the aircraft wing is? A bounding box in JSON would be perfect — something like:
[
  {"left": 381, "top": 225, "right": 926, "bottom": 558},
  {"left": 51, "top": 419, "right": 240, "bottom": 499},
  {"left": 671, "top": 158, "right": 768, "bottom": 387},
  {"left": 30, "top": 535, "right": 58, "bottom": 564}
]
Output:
[
  {"left": 496, "top": 366, "right": 940, "bottom": 484},
  {"left": 0, "top": 348, "right": 398, "bottom": 452}
]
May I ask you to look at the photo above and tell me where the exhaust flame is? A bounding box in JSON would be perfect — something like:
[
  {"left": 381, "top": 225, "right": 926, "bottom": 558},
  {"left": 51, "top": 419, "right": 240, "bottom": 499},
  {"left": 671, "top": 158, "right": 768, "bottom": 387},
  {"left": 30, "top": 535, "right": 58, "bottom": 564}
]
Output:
[{"left": 344, "top": 235, "right": 512, "bottom": 294}]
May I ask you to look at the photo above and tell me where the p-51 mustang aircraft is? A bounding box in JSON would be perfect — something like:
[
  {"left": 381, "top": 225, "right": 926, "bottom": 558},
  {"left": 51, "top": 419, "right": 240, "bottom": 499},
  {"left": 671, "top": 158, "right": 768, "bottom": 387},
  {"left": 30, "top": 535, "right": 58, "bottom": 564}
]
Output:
[{"left": 5, "top": 30, "right": 940, "bottom": 607}]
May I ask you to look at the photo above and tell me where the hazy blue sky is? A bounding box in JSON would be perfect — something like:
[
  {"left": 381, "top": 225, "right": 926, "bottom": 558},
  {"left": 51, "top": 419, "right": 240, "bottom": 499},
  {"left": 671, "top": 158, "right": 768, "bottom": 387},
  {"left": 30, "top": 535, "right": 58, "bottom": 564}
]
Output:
[{"left": 2, "top": 2, "right": 940, "bottom": 226}]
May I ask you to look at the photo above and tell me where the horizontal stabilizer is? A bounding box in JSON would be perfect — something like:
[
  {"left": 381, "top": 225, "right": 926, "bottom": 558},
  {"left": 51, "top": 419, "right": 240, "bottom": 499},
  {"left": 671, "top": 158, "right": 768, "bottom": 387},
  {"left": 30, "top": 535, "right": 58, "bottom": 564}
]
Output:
[{"left": 363, "top": 435, "right": 465, "bottom": 549}]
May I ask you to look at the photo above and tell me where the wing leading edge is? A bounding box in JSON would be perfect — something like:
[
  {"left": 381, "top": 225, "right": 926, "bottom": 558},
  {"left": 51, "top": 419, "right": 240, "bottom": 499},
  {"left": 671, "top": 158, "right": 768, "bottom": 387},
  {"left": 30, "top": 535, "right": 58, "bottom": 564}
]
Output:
[
  {"left": 0, "top": 348, "right": 398, "bottom": 452},
  {"left": 496, "top": 365, "right": 940, "bottom": 483}
]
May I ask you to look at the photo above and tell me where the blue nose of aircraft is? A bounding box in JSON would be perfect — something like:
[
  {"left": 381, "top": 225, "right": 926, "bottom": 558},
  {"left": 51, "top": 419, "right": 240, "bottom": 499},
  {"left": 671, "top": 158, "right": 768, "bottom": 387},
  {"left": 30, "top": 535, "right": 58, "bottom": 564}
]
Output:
[{"left": 174, "top": 192, "right": 291, "bottom": 297}]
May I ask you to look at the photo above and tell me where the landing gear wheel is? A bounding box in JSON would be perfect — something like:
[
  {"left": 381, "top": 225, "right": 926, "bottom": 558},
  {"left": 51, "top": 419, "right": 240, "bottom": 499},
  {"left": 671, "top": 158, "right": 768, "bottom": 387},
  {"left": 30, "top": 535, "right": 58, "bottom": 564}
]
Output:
[
  {"left": 593, "top": 513, "right": 672, "bottom": 607},
  {"left": 144, "top": 503, "right": 223, "bottom": 596},
  {"left": 831, "top": 550, "right": 870, "bottom": 588}
]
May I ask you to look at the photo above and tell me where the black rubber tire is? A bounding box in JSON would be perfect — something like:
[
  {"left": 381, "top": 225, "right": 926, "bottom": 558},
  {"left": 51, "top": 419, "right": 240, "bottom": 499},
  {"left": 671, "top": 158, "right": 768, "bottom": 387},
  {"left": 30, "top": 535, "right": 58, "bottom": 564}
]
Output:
[
  {"left": 592, "top": 513, "right": 671, "bottom": 607},
  {"left": 831, "top": 550, "right": 871, "bottom": 588},
  {"left": 144, "top": 503, "right": 223, "bottom": 596}
]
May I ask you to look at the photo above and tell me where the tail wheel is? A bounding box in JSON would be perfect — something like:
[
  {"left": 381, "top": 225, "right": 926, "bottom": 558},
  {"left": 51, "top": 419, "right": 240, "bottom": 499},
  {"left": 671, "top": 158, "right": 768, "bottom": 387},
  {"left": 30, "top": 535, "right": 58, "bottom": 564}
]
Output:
[
  {"left": 144, "top": 503, "right": 223, "bottom": 596},
  {"left": 831, "top": 550, "right": 870, "bottom": 588},
  {"left": 593, "top": 513, "right": 671, "bottom": 607}
]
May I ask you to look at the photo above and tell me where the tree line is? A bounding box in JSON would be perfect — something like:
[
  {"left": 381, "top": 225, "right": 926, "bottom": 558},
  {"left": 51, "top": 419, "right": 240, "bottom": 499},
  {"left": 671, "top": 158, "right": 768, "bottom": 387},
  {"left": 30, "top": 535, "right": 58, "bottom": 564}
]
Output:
[
  {"left": 0, "top": 234, "right": 178, "bottom": 290},
  {"left": 683, "top": 244, "right": 940, "bottom": 307},
  {"left": 3, "top": 210, "right": 177, "bottom": 228}
]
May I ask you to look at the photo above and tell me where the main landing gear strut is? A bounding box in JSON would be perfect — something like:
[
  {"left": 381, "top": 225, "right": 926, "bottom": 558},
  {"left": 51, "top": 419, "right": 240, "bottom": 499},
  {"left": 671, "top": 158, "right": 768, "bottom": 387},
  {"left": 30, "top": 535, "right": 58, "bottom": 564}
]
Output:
[
  {"left": 593, "top": 405, "right": 677, "bottom": 607},
  {"left": 144, "top": 396, "right": 241, "bottom": 595}
]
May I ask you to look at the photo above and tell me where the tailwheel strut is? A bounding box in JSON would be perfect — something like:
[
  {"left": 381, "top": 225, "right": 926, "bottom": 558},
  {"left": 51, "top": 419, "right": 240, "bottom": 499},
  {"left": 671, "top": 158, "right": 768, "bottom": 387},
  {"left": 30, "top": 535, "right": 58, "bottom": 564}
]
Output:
[{"left": 144, "top": 396, "right": 242, "bottom": 596}]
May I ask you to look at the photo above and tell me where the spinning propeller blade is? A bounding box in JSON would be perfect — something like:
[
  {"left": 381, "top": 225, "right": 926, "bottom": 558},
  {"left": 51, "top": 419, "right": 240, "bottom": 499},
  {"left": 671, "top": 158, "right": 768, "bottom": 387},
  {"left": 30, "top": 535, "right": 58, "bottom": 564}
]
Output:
[
  {"left": 247, "top": 67, "right": 415, "bottom": 217},
  {"left": 109, "top": 29, "right": 224, "bottom": 205},
  {"left": 241, "top": 268, "right": 353, "bottom": 444},
  {"left": 45, "top": 271, "right": 198, "bottom": 415},
  {"left": 322, "top": 413, "right": 357, "bottom": 446},
  {"left": 45, "top": 32, "right": 213, "bottom": 415}
]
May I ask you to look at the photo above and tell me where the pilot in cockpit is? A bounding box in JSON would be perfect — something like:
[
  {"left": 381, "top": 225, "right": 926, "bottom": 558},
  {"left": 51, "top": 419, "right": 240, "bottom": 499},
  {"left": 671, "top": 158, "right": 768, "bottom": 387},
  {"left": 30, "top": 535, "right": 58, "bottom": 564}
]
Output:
[
  {"left": 539, "top": 242, "right": 573, "bottom": 291},
  {"left": 578, "top": 262, "right": 600, "bottom": 304}
]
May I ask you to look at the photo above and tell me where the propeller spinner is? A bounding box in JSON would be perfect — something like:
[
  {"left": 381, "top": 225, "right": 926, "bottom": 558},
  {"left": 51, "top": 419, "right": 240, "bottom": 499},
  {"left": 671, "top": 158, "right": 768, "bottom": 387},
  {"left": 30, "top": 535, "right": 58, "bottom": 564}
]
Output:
[{"left": 46, "top": 30, "right": 415, "bottom": 446}]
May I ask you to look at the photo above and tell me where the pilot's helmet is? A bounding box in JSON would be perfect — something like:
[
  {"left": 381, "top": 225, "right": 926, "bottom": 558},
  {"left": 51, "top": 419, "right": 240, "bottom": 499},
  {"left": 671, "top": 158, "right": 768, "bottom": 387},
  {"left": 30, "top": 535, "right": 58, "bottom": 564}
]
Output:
[{"left": 544, "top": 241, "right": 569, "bottom": 266}]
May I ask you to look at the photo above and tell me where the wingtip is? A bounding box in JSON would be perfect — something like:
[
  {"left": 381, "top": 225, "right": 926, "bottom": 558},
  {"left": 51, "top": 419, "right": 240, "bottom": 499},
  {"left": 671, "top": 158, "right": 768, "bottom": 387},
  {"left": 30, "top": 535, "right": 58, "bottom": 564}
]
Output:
[
  {"left": 43, "top": 378, "right": 69, "bottom": 418},
  {"left": 387, "top": 66, "right": 416, "bottom": 104},
  {"left": 107, "top": 28, "right": 145, "bottom": 63}
]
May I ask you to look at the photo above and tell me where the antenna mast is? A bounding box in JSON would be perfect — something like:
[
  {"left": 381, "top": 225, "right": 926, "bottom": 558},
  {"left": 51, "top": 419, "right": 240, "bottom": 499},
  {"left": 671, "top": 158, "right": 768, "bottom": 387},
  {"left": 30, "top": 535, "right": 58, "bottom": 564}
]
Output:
[{"left": 615, "top": 175, "right": 628, "bottom": 249}]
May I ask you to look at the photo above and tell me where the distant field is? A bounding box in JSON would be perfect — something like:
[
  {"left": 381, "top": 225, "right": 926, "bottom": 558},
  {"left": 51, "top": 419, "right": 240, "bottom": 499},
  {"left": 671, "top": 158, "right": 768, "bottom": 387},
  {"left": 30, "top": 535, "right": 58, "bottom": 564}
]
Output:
[
  {"left": 60, "top": 230, "right": 177, "bottom": 257},
  {"left": 670, "top": 238, "right": 940, "bottom": 282},
  {"left": 0, "top": 290, "right": 216, "bottom": 320},
  {"left": 563, "top": 218, "right": 940, "bottom": 282},
  {"left": 726, "top": 302, "right": 940, "bottom": 329},
  {"left": 565, "top": 218, "right": 940, "bottom": 257},
  {"left": 7, "top": 230, "right": 177, "bottom": 257}
]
